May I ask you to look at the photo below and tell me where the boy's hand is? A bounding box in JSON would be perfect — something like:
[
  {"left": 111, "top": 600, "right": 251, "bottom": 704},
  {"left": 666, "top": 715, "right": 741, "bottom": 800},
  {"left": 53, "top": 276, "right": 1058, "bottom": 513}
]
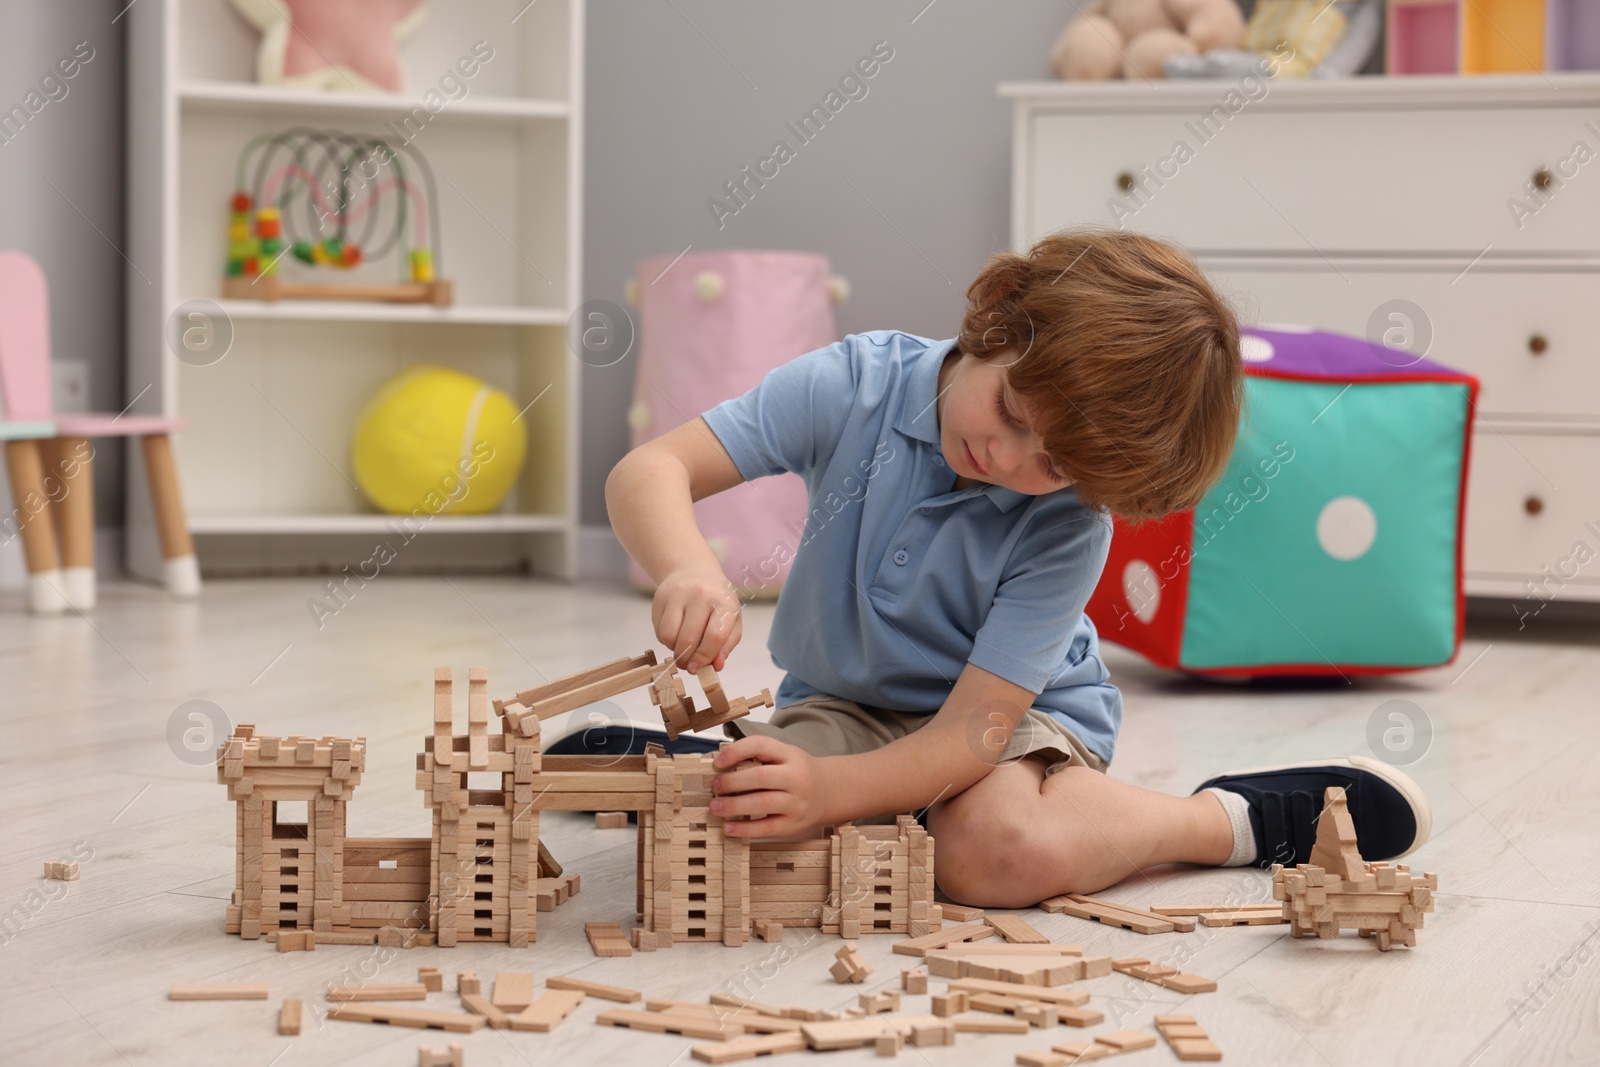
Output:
[
  {"left": 709, "top": 735, "right": 835, "bottom": 838},
  {"left": 652, "top": 563, "right": 743, "bottom": 672}
]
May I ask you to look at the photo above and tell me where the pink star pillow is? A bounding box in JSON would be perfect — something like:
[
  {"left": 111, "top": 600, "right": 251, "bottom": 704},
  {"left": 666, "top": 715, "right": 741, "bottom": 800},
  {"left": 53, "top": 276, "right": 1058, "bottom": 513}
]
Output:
[{"left": 230, "top": 0, "right": 427, "bottom": 94}]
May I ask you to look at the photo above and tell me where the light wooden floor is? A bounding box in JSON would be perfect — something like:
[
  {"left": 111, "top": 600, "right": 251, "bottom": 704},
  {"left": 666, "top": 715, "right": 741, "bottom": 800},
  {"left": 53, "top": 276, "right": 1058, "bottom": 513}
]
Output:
[{"left": 3, "top": 576, "right": 1599, "bottom": 1066}]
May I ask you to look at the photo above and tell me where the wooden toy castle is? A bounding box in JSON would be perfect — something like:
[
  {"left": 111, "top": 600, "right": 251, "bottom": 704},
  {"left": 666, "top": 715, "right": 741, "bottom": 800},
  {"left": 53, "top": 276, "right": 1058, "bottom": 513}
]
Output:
[{"left": 216, "top": 652, "right": 942, "bottom": 950}]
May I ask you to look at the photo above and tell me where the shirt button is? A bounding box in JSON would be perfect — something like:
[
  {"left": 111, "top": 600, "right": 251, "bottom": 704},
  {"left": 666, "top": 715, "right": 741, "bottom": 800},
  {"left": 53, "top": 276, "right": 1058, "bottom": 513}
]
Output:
[
  {"left": 932, "top": 454, "right": 945, "bottom": 467},
  {"left": 893, "top": 549, "right": 909, "bottom": 565}
]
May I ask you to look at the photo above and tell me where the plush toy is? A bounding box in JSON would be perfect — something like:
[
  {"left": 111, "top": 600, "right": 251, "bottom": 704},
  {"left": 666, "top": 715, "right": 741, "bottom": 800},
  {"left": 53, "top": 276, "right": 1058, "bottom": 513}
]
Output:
[
  {"left": 229, "top": 0, "right": 426, "bottom": 93},
  {"left": 1165, "top": 0, "right": 1384, "bottom": 79},
  {"left": 1051, "top": 0, "right": 1246, "bottom": 80}
]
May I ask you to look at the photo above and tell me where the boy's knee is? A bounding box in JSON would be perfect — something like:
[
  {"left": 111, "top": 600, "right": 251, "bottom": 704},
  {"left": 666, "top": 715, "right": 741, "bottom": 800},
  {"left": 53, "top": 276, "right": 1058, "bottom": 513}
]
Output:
[{"left": 931, "top": 800, "right": 1066, "bottom": 907}]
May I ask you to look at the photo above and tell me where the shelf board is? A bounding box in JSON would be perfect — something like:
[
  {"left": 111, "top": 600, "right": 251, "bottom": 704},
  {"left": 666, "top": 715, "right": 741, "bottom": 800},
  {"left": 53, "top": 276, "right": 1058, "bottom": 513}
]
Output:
[
  {"left": 206, "top": 299, "right": 567, "bottom": 326},
  {"left": 179, "top": 81, "right": 569, "bottom": 120},
  {"left": 191, "top": 513, "right": 571, "bottom": 535}
]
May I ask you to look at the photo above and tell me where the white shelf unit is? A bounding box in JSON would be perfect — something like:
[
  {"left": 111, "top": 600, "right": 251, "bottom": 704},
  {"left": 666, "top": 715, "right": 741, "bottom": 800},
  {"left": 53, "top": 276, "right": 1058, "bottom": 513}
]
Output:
[{"left": 126, "top": 0, "right": 584, "bottom": 579}]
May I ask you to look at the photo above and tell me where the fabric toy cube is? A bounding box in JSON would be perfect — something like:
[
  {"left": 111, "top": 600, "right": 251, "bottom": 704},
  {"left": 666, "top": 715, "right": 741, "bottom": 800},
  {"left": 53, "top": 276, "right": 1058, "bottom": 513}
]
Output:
[
  {"left": 1085, "top": 326, "right": 1478, "bottom": 677},
  {"left": 626, "top": 251, "right": 840, "bottom": 599}
]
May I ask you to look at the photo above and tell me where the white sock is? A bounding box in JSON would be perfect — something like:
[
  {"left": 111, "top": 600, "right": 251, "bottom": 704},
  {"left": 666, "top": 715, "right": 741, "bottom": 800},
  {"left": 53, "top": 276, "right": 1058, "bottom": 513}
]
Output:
[{"left": 1205, "top": 787, "right": 1258, "bottom": 867}]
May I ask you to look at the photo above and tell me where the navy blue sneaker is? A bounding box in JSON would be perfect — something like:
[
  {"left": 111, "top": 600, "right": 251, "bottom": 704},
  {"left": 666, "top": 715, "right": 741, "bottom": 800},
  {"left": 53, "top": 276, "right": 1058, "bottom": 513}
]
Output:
[
  {"left": 1193, "top": 756, "right": 1431, "bottom": 869},
  {"left": 542, "top": 717, "right": 723, "bottom": 759}
]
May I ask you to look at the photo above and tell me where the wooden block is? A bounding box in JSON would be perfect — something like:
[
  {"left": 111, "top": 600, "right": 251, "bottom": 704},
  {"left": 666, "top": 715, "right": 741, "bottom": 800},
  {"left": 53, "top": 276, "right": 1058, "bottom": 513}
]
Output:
[
  {"left": 1112, "top": 958, "right": 1218, "bottom": 994},
  {"left": 456, "top": 971, "right": 481, "bottom": 996},
  {"left": 931, "top": 991, "right": 968, "bottom": 1016},
  {"left": 42, "top": 861, "right": 79, "bottom": 881},
  {"left": 891, "top": 922, "right": 995, "bottom": 956},
  {"left": 937, "top": 902, "right": 984, "bottom": 922},
  {"left": 886, "top": 1015, "right": 956, "bottom": 1047},
  {"left": 492, "top": 972, "right": 536, "bottom": 1013},
  {"left": 799, "top": 1018, "right": 896, "bottom": 1050},
  {"left": 948, "top": 979, "right": 1091, "bottom": 1007},
  {"left": 327, "top": 1003, "right": 486, "bottom": 1032},
  {"left": 1156, "top": 1014, "right": 1223, "bottom": 1061},
  {"left": 278, "top": 998, "right": 302, "bottom": 1036},
  {"left": 169, "top": 984, "right": 269, "bottom": 1000},
  {"left": 597, "top": 1008, "right": 740, "bottom": 1040},
  {"left": 418, "top": 967, "right": 443, "bottom": 993},
  {"left": 1095, "top": 1031, "right": 1159, "bottom": 1051},
  {"left": 461, "top": 992, "right": 512, "bottom": 1029},
  {"left": 951, "top": 1015, "right": 1029, "bottom": 1034},
  {"left": 596, "top": 811, "right": 629, "bottom": 829},
  {"left": 756, "top": 920, "right": 784, "bottom": 942},
  {"left": 328, "top": 983, "right": 428, "bottom": 1001},
  {"left": 276, "top": 930, "right": 316, "bottom": 952},
  {"left": 417, "top": 1043, "right": 466, "bottom": 1067},
  {"left": 831, "top": 943, "right": 872, "bottom": 983},
  {"left": 901, "top": 967, "right": 927, "bottom": 994},
  {"left": 985, "top": 914, "right": 1049, "bottom": 944},
  {"left": 1038, "top": 895, "right": 1185, "bottom": 934},
  {"left": 586, "top": 921, "right": 634, "bottom": 957},
  {"left": 511, "top": 989, "right": 585, "bottom": 1032},
  {"left": 547, "top": 974, "right": 640, "bottom": 1003},
  {"left": 691, "top": 1031, "right": 808, "bottom": 1063},
  {"left": 875, "top": 1030, "right": 902, "bottom": 1056},
  {"left": 858, "top": 990, "right": 900, "bottom": 1014}
]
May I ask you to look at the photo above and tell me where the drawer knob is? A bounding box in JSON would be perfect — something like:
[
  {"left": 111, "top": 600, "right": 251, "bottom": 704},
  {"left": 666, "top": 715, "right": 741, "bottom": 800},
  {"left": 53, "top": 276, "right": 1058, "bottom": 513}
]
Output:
[
  {"left": 1533, "top": 167, "right": 1554, "bottom": 192},
  {"left": 1528, "top": 333, "right": 1548, "bottom": 355},
  {"left": 1525, "top": 495, "right": 1544, "bottom": 516},
  {"left": 1116, "top": 171, "right": 1135, "bottom": 192}
]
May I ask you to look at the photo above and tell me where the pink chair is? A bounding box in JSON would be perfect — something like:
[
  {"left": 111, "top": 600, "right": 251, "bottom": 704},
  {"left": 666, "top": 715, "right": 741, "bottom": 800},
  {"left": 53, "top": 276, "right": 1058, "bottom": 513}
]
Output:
[{"left": 0, "top": 250, "right": 198, "bottom": 613}]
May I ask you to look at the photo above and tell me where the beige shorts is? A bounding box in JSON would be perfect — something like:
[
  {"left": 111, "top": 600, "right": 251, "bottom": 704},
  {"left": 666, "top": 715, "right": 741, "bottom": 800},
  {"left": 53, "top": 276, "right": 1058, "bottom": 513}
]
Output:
[{"left": 723, "top": 693, "right": 1106, "bottom": 786}]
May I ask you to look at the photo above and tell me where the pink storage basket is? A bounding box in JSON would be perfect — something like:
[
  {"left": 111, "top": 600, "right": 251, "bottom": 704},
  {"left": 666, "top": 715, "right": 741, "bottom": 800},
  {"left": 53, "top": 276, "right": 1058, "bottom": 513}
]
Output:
[{"left": 625, "top": 250, "right": 844, "bottom": 599}]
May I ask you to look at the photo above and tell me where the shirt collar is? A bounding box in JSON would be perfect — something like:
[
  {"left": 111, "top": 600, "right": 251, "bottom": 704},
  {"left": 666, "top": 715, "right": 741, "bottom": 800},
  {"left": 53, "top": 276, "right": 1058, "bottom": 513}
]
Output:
[{"left": 893, "top": 336, "right": 1029, "bottom": 514}]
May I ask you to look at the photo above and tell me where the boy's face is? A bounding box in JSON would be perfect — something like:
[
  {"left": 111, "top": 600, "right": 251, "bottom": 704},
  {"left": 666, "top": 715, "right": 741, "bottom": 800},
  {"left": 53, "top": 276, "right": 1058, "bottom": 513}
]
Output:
[{"left": 936, "top": 349, "right": 1072, "bottom": 496}]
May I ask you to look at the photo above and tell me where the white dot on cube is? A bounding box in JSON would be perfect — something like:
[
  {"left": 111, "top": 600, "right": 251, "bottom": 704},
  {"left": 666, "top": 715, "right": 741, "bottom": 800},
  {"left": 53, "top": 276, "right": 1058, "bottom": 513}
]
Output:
[
  {"left": 1122, "top": 559, "right": 1160, "bottom": 623},
  {"left": 1240, "top": 335, "right": 1275, "bottom": 362},
  {"left": 1317, "top": 496, "right": 1377, "bottom": 561}
]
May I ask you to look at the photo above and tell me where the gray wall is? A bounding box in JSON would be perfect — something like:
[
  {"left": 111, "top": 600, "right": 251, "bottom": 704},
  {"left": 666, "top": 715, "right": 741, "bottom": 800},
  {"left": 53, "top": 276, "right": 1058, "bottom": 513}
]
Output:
[
  {"left": 580, "top": 0, "right": 1073, "bottom": 526},
  {"left": 0, "top": 0, "right": 127, "bottom": 529}
]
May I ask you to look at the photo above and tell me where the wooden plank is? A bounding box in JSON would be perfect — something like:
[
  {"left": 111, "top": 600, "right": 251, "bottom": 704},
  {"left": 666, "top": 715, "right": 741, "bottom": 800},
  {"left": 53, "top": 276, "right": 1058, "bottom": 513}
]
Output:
[
  {"left": 1039, "top": 894, "right": 1182, "bottom": 935},
  {"left": 547, "top": 975, "right": 641, "bottom": 1003},
  {"left": 596, "top": 1008, "right": 740, "bottom": 1040},
  {"left": 690, "top": 1031, "right": 807, "bottom": 1063},
  {"left": 327, "top": 983, "right": 427, "bottom": 1002},
  {"left": 984, "top": 913, "right": 1050, "bottom": 944},
  {"left": 891, "top": 921, "right": 996, "bottom": 956},
  {"left": 461, "top": 992, "right": 512, "bottom": 1029},
  {"left": 278, "top": 998, "right": 302, "bottom": 1036},
  {"left": 169, "top": 984, "right": 269, "bottom": 1000},
  {"left": 510, "top": 989, "right": 585, "bottom": 1032},
  {"left": 326, "top": 1003, "right": 486, "bottom": 1032},
  {"left": 492, "top": 972, "right": 536, "bottom": 1013},
  {"left": 947, "top": 978, "right": 1092, "bottom": 1006}
]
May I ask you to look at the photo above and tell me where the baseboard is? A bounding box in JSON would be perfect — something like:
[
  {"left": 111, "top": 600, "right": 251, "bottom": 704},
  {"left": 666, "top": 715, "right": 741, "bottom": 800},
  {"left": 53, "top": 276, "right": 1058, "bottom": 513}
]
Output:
[{"left": 578, "top": 523, "right": 630, "bottom": 581}]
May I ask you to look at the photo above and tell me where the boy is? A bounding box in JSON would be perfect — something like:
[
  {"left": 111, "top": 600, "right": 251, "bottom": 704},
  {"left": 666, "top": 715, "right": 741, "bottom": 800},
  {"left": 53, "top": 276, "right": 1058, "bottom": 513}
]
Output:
[{"left": 604, "top": 229, "right": 1430, "bottom": 907}]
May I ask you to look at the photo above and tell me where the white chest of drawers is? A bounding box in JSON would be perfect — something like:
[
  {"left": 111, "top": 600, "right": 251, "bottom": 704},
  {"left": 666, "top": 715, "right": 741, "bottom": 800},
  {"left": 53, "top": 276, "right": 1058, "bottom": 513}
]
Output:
[{"left": 1002, "top": 74, "right": 1600, "bottom": 606}]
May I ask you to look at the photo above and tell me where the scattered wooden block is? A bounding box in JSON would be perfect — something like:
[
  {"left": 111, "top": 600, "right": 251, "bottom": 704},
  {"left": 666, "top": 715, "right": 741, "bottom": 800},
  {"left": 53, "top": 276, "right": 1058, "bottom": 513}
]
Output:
[
  {"left": 418, "top": 967, "right": 443, "bottom": 993},
  {"left": 595, "top": 811, "right": 629, "bottom": 829},
  {"left": 937, "top": 902, "right": 984, "bottom": 922},
  {"left": 951, "top": 1014, "right": 1029, "bottom": 1034},
  {"left": 984, "top": 914, "right": 1049, "bottom": 944},
  {"left": 1038, "top": 894, "right": 1193, "bottom": 934},
  {"left": 858, "top": 990, "right": 900, "bottom": 1014},
  {"left": 830, "top": 943, "right": 872, "bottom": 984},
  {"left": 931, "top": 991, "right": 968, "bottom": 1017},
  {"left": 1151, "top": 905, "right": 1285, "bottom": 926},
  {"left": 417, "top": 1041, "right": 465, "bottom": 1067},
  {"left": 1112, "top": 958, "right": 1218, "bottom": 994},
  {"left": 901, "top": 967, "right": 927, "bottom": 995},
  {"left": 169, "top": 984, "right": 269, "bottom": 1001},
  {"left": 461, "top": 992, "right": 512, "bottom": 1029},
  {"left": 755, "top": 920, "right": 784, "bottom": 942},
  {"left": 278, "top": 998, "right": 302, "bottom": 1036},
  {"left": 925, "top": 950, "right": 1110, "bottom": 985},
  {"left": 586, "top": 921, "right": 634, "bottom": 957},
  {"left": 326, "top": 1003, "right": 486, "bottom": 1032},
  {"left": 799, "top": 1017, "right": 897, "bottom": 1051},
  {"left": 1156, "top": 1014, "right": 1223, "bottom": 1061},
  {"left": 597, "top": 1007, "right": 741, "bottom": 1041},
  {"left": 947, "top": 978, "right": 1092, "bottom": 1008},
  {"left": 891, "top": 921, "right": 996, "bottom": 957},
  {"left": 328, "top": 982, "right": 427, "bottom": 1002},
  {"left": 492, "top": 973, "right": 536, "bottom": 1014},
  {"left": 276, "top": 930, "right": 316, "bottom": 952},
  {"left": 547, "top": 975, "right": 641, "bottom": 1003},
  {"left": 691, "top": 1031, "right": 808, "bottom": 1063},
  {"left": 456, "top": 971, "right": 481, "bottom": 996},
  {"left": 886, "top": 1014, "right": 957, "bottom": 1047},
  {"left": 511, "top": 989, "right": 585, "bottom": 1032},
  {"left": 43, "top": 861, "right": 79, "bottom": 881}
]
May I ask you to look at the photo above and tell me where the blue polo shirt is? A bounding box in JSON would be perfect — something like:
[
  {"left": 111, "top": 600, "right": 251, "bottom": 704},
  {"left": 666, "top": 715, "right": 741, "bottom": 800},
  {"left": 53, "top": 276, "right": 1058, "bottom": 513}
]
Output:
[{"left": 700, "top": 330, "right": 1122, "bottom": 761}]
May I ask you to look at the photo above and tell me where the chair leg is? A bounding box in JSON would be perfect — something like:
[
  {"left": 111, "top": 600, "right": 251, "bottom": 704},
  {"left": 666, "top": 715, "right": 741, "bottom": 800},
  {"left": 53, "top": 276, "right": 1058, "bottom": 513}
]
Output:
[
  {"left": 140, "top": 433, "right": 200, "bottom": 597},
  {"left": 43, "top": 437, "right": 95, "bottom": 610},
  {"left": 3, "top": 439, "right": 66, "bottom": 614}
]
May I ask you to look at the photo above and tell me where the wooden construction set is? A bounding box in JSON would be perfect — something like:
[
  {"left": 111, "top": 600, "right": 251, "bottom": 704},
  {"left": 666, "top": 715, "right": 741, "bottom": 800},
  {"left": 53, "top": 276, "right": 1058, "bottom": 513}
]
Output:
[{"left": 215, "top": 651, "right": 941, "bottom": 951}]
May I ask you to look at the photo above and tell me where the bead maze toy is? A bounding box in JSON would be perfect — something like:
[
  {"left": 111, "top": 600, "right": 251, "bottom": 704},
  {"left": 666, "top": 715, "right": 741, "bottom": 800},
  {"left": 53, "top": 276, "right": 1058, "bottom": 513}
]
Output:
[
  {"left": 215, "top": 651, "right": 941, "bottom": 951},
  {"left": 221, "top": 128, "right": 452, "bottom": 305}
]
